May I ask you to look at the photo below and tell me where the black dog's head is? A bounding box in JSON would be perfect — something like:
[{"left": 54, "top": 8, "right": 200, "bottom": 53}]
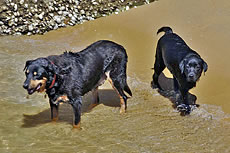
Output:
[
  {"left": 179, "top": 54, "right": 208, "bottom": 82},
  {"left": 23, "top": 58, "right": 56, "bottom": 95}
]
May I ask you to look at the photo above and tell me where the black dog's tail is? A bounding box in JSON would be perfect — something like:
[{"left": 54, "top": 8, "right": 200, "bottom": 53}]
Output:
[{"left": 157, "top": 26, "right": 173, "bottom": 35}]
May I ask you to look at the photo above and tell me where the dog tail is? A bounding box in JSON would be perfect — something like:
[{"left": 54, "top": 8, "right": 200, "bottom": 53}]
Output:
[
  {"left": 124, "top": 84, "right": 132, "bottom": 97},
  {"left": 157, "top": 26, "right": 173, "bottom": 35}
]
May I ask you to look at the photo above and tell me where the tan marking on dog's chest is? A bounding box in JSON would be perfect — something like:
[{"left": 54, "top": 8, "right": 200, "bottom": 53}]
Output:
[{"left": 56, "top": 95, "right": 69, "bottom": 104}]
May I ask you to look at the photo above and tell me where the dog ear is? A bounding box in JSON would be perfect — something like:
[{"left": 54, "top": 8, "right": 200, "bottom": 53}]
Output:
[
  {"left": 37, "top": 58, "right": 58, "bottom": 74},
  {"left": 23, "top": 60, "right": 33, "bottom": 71},
  {"left": 179, "top": 59, "right": 186, "bottom": 74},
  {"left": 203, "top": 61, "right": 208, "bottom": 74}
]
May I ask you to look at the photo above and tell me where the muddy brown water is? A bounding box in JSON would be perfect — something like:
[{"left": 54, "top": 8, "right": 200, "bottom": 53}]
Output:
[{"left": 0, "top": 0, "right": 230, "bottom": 152}]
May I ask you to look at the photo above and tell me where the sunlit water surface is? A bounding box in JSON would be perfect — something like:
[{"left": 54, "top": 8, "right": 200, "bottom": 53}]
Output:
[{"left": 0, "top": 0, "right": 230, "bottom": 152}]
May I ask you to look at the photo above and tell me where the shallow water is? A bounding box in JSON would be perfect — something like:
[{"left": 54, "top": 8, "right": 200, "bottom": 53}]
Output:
[{"left": 0, "top": 0, "right": 230, "bottom": 152}]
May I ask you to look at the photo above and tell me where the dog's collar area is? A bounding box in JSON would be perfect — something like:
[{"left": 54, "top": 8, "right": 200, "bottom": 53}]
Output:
[
  {"left": 48, "top": 60, "right": 56, "bottom": 89},
  {"left": 49, "top": 74, "right": 56, "bottom": 89}
]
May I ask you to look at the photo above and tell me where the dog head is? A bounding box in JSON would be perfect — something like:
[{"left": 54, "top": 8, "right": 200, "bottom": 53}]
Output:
[
  {"left": 179, "top": 54, "right": 208, "bottom": 82},
  {"left": 23, "top": 58, "right": 57, "bottom": 95}
]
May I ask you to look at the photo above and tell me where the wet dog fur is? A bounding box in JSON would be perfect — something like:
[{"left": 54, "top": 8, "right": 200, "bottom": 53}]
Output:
[
  {"left": 23, "top": 40, "right": 132, "bottom": 128},
  {"left": 151, "top": 27, "right": 208, "bottom": 114}
]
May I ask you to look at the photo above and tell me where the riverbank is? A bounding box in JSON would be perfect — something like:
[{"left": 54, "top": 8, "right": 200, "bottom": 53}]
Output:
[{"left": 0, "top": 0, "right": 155, "bottom": 35}]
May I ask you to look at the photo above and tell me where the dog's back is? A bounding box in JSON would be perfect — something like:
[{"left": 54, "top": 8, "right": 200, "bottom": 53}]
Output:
[
  {"left": 46, "top": 40, "right": 131, "bottom": 96},
  {"left": 157, "top": 27, "right": 199, "bottom": 68}
]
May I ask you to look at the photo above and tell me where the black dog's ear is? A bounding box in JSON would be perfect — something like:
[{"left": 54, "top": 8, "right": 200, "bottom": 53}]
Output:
[
  {"left": 36, "top": 58, "right": 58, "bottom": 74},
  {"left": 203, "top": 61, "right": 208, "bottom": 74},
  {"left": 23, "top": 60, "right": 33, "bottom": 71},
  {"left": 48, "top": 63, "right": 59, "bottom": 74},
  {"left": 42, "top": 60, "right": 59, "bottom": 74},
  {"left": 179, "top": 59, "right": 186, "bottom": 74}
]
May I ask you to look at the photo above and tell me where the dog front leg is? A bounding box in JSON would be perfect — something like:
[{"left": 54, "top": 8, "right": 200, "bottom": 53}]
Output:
[
  {"left": 49, "top": 100, "right": 59, "bottom": 122},
  {"left": 180, "top": 89, "right": 189, "bottom": 105},
  {"left": 177, "top": 88, "right": 191, "bottom": 114},
  {"left": 71, "top": 97, "right": 82, "bottom": 129},
  {"left": 173, "top": 77, "right": 179, "bottom": 92}
]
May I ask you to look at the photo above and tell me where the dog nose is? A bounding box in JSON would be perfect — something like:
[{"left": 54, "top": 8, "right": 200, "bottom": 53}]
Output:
[
  {"left": 188, "top": 74, "right": 194, "bottom": 78},
  {"left": 23, "top": 83, "right": 28, "bottom": 89}
]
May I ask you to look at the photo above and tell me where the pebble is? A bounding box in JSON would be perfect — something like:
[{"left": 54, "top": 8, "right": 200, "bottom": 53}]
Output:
[
  {"left": 54, "top": 15, "right": 62, "bottom": 24},
  {"left": 38, "top": 12, "right": 44, "bottom": 20},
  {"left": 28, "top": 24, "right": 34, "bottom": 31},
  {"left": 19, "top": 0, "right": 24, "bottom": 5}
]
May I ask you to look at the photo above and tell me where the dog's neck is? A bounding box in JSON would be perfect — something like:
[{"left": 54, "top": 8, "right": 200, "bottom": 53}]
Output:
[{"left": 48, "top": 74, "right": 56, "bottom": 89}]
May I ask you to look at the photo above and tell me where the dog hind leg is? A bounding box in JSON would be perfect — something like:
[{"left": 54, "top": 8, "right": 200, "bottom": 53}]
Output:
[
  {"left": 105, "top": 50, "right": 132, "bottom": 113},
  {"left": 88, "top": 87, "right": 100, "bottom": 110},
  {"left": 107, "top": 76, "right": 128, "bottom": 114},
  {"left": 151, "top": 46, "right": 165, "bottom": 90},
  {"left": 106, "top": 70, "right": 130, "bottom": 114}
]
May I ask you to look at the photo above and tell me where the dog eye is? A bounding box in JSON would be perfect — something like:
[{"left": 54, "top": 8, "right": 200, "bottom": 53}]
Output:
[
  {"left": 33, "top": 72, "right": 37, "bottom": 76},
  {"left": 26, "top": 69, "right": 29, "bottom": 74}
]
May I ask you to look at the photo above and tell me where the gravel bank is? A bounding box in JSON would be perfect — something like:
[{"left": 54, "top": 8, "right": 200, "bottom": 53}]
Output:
[{"left": 0, "top": 0, "right": 155, "bottom": 35}]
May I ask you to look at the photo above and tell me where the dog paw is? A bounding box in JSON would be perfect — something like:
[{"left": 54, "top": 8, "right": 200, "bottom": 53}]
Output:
[
  {"left": 177, "top": 104, "right": 191, "bottom": 114},
  {"left": 120, "top": 105, "right": 126, "bottom": 114},
  {"left": 151, "top": 81, "right": 158, "bottom": 89}
]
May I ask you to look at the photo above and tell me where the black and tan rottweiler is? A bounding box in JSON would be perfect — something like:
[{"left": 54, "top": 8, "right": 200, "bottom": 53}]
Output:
[
  {"left": 23, "top": 40, "right": 132, "bottom": 128},
  {"left": 151, "top": 27, "right": 208, "bottom": 114}
]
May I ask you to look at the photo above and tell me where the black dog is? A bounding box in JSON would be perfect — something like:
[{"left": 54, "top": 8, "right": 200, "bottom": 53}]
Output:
[
  {"left": 151, "top": 27, "right": 208, "bottom": 114},
  {"left": 23, "top": 40, "right": 132, "bottom": 128}
]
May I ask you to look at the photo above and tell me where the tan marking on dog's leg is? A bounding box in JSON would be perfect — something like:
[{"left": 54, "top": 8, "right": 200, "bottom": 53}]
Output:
[
  {"left": 52, "top": 109, "right": 59, "bottom": 122},
  {"left": 89, "top": 87, "right": 99, "bottom": 110},
  {"left": 52, "top": 117, "right": 58, "bottom": 122},
  {"left": 73, "top": 122, "right": 81, "bottom": 129},
  {"left": 106, "top": 72, "right": 126, "bottom": 114},
  {"left": 119, "top": 96, "right": 126, "bottom": 114}
]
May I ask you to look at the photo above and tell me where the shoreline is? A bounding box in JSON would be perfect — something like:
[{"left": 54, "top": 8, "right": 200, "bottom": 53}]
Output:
[{"left": 0, "top": 0, "right": 155, "bottom": 36}]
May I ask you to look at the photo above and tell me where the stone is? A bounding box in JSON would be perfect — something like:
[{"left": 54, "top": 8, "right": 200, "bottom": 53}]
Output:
[
  {"left": 53, "top": 15, "right": 62, "bottom": 24},
  {"left": 28, "top": 24, "right": 34, "bottom": 31},
  {"left": 19, "top": 0, "right": 24, "bottom": 5},
  {"left": 38, "top": 12, "right": 45, "bottom": 20}
]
